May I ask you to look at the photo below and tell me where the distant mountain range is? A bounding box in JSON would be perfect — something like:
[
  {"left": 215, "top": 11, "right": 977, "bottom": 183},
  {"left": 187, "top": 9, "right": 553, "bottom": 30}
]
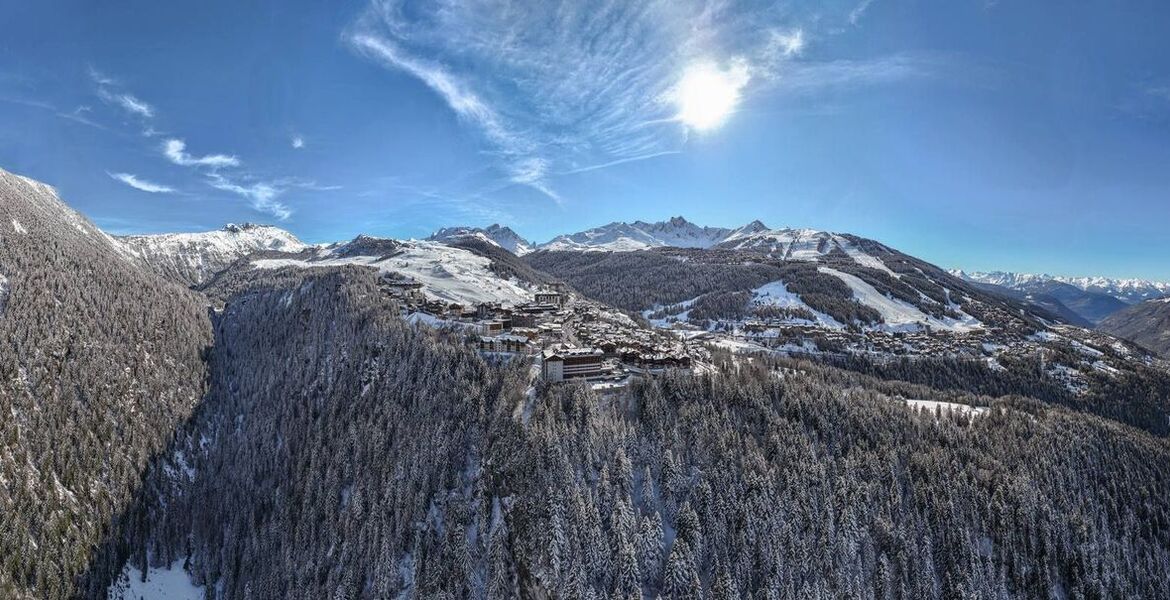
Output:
[
  {"left": 952, "top": 270, "right": 1170, "bottom": 305},
  {"left": 430, "top": 216, "right": 891, "bottom": 262},
  {"left": 950, "top": 270, "right": 1170, "bottom": 326}
]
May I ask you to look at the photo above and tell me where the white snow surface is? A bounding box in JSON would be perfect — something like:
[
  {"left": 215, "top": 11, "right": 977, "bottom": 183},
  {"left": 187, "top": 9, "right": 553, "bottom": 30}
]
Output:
[
  {"left": 253, "top": 239, "right": 534, "bottom": 306},
  {"left": 11, "top": 219, "right": 27, "bottom": 234},
  {"left": 905, "top": 399, "right": 989, "bottom": 418},
  {"left": 108, "top": 560, "right": 203, "bottom": 600},
  {"left": 720, "top": 225, "right": 896, "bottom": 273},
  {"left": 117, "top": 223, "right": 307, "bottom": 284},
  {"left": 952, "top": 269, "right": 1170, "bottom": 303},
  {"left": 541, "top": 216, "right": 737, "bottom": 252},
  {"left": 428, "top": 224, "right": 534, "bottom": 255},
  {"left": 819, "top": 267, "right": 983, "bottom": 332},
  {"left": 540, "top": 217, "right": 897, "bottom": 273},
  {"left": 750, "top": 280, "right": 844, "bottom": 328}
]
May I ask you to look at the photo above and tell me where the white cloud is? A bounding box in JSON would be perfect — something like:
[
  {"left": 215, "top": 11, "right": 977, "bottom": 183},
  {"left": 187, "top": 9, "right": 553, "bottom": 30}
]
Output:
[
  {"left": 207, "top": 173, "right": 291, "bottom": 220},
  {"left": 778, "top": 55, "right": 934, "bottom": 91},
  {"left": 291, "top": 135, "right": 305, "bottom": 149},
  {"left": 850, "top": 0, "right": 877, "bottom": 26},
  {"left": 113, "top": 93, "right": 154, "bottom": 118},
  {"left": 163, "top": 138, "right": 241, "bottom": 168},
  {"left": 108, "top": 172, "right": 175, "bottom": 193},
  {"left": 770, "top": 29, "right": 806, "bottom": 58},
  {"left": 96, "top": 87, "right": 155, "bottom": 118},
  {"left": 87, "top": 66, "right": 116, "bottom": 86},
  {"left": 349, "top": 33, "right": 516, "bottom": 149},
  {"left": 346, "top": 1, "right": 892, "bottom": 203}
]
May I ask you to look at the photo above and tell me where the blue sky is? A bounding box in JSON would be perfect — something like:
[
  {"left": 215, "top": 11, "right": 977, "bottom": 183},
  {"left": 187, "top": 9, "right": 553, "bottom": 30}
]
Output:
[{"left": 2, "top": 0, "right": 1170, "bottom": 279}]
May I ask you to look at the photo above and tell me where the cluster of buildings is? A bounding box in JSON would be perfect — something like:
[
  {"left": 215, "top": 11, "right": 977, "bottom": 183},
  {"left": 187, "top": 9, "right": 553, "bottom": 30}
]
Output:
[{"left": 377, "top": 273, "right": 701, "bottom": 384}]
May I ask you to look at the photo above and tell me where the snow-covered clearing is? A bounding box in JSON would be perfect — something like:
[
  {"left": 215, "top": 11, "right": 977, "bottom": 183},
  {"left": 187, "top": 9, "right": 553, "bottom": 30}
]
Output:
[
  {"left": 108, "top": 560, "right": 203, "bottom": 600},
  {"left": 12, "top": 219, "right": 27, "bottom": 234},
  {"left": 818, "top": 267, "right": 983, "bottom": 333},
  {"left": 751, "top": 280, "right": 844, "bottom": 328},
  {"left": 253, "top": 240, "right": 533, "bottom": 306},
  {"left": 905, "top": 399, "right": 989, "bottom": 418},
  {"left": 841, "top": 245, "right": 898, "bottom": 277}
]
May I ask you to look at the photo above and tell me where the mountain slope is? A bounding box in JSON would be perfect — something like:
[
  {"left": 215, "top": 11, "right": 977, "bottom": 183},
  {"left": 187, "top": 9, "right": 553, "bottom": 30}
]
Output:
[
  {"left": 1024, "top": 279, "right": 1129, "bottom": 324},
  {"left": 1098, "top": 299, "right": 1170, "bottom": 357},
  {"left": 962, "top": 279, "right": 1093, "bottom": 327},
  {"left": 955, "top": 270, "right": 1170, "bottom": 306},
  {"left": 429, "top": 224, "right": 534, "bottom": 255},
  {"left": 116, "top": 223, "right": 306, "bottom": 286},
  {"left": 0, "top": 168, "right": 212, "bottom": 599},
  {"left": 540, "top": 216, "right": 737, "bottom": 251},
  {"left": 249, "top": 236, "right": 537, "bottom": 306}
]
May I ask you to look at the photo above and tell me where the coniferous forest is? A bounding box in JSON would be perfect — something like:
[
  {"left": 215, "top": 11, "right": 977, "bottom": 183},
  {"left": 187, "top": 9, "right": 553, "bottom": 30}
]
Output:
[
  {"left": 82, "top": 268, "right": 1170, "bottom": 599},
  {"left": 3, "top": 171, "right": 1170, "bottom": 600}
]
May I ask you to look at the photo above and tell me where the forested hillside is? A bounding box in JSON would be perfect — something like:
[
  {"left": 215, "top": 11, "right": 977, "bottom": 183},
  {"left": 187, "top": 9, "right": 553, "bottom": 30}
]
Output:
[
  {"left": 85, "top": 266, "right": 533, "bottom": 598},
  {"left": 4, "top": 168, "right": 1170, "bottom": 599},
  {"left": 1099, "top": 300, "right": 1170, "bottom": 358},
  {"left": 91, "top": 284, "right": 1170, "bottom": 598},
  {"left": 0, "top": 169, "right": 213, "bottom": 598}
]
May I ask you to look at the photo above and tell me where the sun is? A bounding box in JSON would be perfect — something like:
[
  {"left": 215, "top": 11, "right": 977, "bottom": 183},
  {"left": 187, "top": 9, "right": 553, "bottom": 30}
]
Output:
[{"left": 673, "top": 59, "right": 751, "bottom": 132}]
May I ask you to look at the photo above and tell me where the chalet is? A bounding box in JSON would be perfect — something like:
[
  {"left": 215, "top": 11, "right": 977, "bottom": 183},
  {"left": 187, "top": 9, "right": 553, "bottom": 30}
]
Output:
[
  {"left": 535, "top": 292, "right": 565, "bottom": 307},
  {"left": 478, "top": 334, "right": 529, "bottom": 353},
  {"left": 541, "top": 347, "right": 604, "bottom": 382},
  {"left": 475, "top": 320, "right": 506, "bottom": 336},
  {"left": 511, "top": 313, "right": 538, "bottom": 328}
]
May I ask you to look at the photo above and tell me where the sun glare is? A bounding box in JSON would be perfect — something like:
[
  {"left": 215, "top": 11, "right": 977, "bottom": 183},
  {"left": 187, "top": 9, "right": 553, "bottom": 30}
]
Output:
[{"left": 674, "top": 59, "right": 751, "bottom": 132}]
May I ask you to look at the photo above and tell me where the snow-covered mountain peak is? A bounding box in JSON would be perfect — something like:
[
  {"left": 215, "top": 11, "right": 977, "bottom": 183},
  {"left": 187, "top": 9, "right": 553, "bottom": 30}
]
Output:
[
  {"left": 952, "top": 270, "right": 1170, "bottom": 305},
  {"left": 428, "top": 224, "right": 534, "bottom": 255},
  {"left": 539, "top": 216, "right": 738, "bottom": 252},
  {"left": 115, "top": 224, "right": 307, "bottom": 285}
]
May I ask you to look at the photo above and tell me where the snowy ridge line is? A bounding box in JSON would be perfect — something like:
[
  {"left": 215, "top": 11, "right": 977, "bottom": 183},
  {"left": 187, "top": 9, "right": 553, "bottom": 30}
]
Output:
[{"left": 252, "top": 239, "right": 534, "bottom": 307}]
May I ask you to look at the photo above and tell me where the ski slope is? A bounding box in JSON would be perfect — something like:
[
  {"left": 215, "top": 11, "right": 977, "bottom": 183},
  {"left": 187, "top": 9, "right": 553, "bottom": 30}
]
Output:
[
  {"left": 253, "top": 240, "right": 533, "bottom": 306},
  {"left": 819, "top": 267, "right": 983, "bottom": 332}
]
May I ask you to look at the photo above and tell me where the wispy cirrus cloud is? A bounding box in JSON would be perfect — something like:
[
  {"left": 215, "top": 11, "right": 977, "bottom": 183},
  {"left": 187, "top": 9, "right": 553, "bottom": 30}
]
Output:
[
  {"left": 162, "top": 138, "right": 241, "bottom": 168},
  {"left": 207, "top": 172, "right": 292, "bottom": 221},
  {"left": 346, "top": 1, "right": 918, "bottom": 204},
  {"left": 89, "top": 67, "right": 156, "bottom": 119},
  {"left": 88, "top": 66, "right": 307, "bottom": 220},
  {"left": 101, "top": 90, "right": 154, "bottom": 118},
  {"left": 850, "top": 0, "right": 878, "bottom": 26},
  {"left": 108, "top": 172, "right": 175, "bottom": 193}
]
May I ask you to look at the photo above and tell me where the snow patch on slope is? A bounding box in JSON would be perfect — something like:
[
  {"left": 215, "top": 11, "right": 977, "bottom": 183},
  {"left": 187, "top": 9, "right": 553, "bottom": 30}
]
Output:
[
  {"left": 117, "top": 223, "right": 307, "bottom": 284},
  {"left": 108, "top": 560, "right": 203, "bottom": 600},
  {"left": 721, "top": 226, "right": 896, "bottom": 274},
  {"left": 751, "top": 280, "right": 844, "bottom": 328},
  {"left": 905, "top": 399, "right": 989, "bottom": 418},
  {"left": 253, "top": 240, "right": 533, "bottom": 306},
  {"left": 819, "top": 267, "right": 982, "bottom": 332}
]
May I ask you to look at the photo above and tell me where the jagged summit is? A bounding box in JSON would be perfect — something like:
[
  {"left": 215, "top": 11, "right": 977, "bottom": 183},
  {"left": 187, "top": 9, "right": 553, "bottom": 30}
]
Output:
[
  {"left": 115, "top": 223, "right": 307, "bottom": 286},
  {"left": 539, "top": 216, "right": 738, "bottom": 252},
  {"left": 428, "top": 223, "right": 534, "bottom": 255}
]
